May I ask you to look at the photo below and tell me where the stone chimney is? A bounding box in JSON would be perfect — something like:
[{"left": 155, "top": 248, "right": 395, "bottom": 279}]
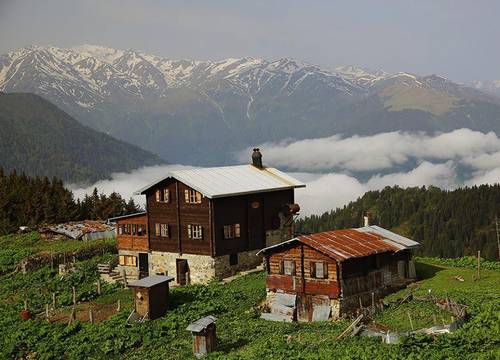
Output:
[
  {"left": 251, "top": 148, "right": 263, "bottom": 169},
  {"left": 363, "top": 213, "right": 370, "bottom": 227}
]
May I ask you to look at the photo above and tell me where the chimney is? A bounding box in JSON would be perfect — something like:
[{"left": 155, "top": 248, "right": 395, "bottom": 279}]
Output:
[
  {"left": 363, "top": 213, "right": 370, "bottom": 227},
  {"left": 251, "top": 148, "right": 263, "bottom": 169}
]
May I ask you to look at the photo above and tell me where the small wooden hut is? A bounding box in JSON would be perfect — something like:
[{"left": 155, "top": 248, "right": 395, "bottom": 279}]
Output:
[
  {"left": 186, "top": 316, "right": 217, "bottom": 358},
  {"left": 128, "top": 275, "right": 174, "bottom": 320}
]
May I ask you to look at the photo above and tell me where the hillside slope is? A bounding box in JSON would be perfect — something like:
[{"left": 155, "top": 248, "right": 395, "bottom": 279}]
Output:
[
  {"left": 0, "top": 93, "right": 164, "bottom": 183},
  {"left": 2, "top": 46, "right": 500, "bottom": 165}
]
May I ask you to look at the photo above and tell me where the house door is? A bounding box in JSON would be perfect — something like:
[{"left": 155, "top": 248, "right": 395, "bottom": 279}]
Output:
[
  {"left": 138, "top": 253, "right": 149, "bottom": 278},
  {"left": 176, "top": 259, "right": 189, "bottom": 285},
  {"left": 248, "top": 196, "right": 264, "bottom": 249}
]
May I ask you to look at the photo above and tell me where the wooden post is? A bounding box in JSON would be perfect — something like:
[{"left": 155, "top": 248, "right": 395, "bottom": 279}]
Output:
[
  {"left": 68, "top": 306, "right": 75, "bottom": 325},
  {"left": 72, "top": 286, "right": 77, "bottom": 305},
  {"left": 50, "top": 254, "right": 54, "bottom": 270},
  {"left": 97, "top": 279, "right": 101, "bottom": 295},
  {"left": 117, "top": 299, "right": 121, "bottom": 312},
  {"left": 371, "top": 292, "right": 375, "bottom": 310},
  {"left": 495, "top": 215, "right": 500, "bottom": 261},
  {"left": 407, "top": 312, "right": 414, "bottom": 331},
  {"left": 122, "top": 270, "right": 127, "bottom": 288},
  {"left": 89, "top": 307, "right": 94, "bottom": 324},
  {"left": 52, "top": 293, "right": 56, "bottom": 309},
  {"left": 45, "top": 304, "right": 49, "bottom": 319},
  {"left": 477, "top": 251, "right": 481, "bottom": 280},
  {"left": 358, "top": 297, "right": 363, "bottom": 310}
]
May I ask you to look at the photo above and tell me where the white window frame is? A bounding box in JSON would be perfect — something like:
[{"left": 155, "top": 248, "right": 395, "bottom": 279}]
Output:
[
  {"left": 185, "top": 189, "right": 202, "bottom": 204},
  {"left": 160, "top": 224, "right": 169, "bottom": 238},
  {"left": 224, "top": 224, "right": 241, "bottom": 239},
  {"left": 283, "top": 259, "right": 295, "bottom": 275},
  {"left": 188, "top": 224, "right": 203, "bottom": 239}
]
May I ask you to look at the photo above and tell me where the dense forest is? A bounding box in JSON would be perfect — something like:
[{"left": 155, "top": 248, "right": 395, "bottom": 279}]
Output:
[
  {"left": 296, "top": 185, "right": 500, "bottom": 260},
  {"left": 0, "top": 168, "right": 142, "bottom": 235},
  {"left": 0, "top": 93, "right": 164, "bottom": 183}
]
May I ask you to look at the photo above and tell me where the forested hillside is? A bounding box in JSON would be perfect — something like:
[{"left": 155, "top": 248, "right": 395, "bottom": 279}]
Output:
[
  {"left": 0, "top": 93, "right": 164, "bottom": 183},
  {"left": 0, "top": 169, "right": 141, "bottom": 235},
  {"left": 296, "top": 185, "right": 500, "bottom": 260}
]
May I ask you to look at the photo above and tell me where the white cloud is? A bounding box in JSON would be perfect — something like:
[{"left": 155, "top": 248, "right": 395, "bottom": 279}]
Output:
[
  {"left": 70, "top": 129, "right": 500, "bottom": 217},
  {"left": 238, "top": 129, "right": 500, "bottom": 172}
]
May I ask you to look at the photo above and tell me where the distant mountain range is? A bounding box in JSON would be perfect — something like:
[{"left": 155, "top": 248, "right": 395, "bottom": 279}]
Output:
[
  {"left": 1, "top": 45, "right": 500, "bottom": 165},
  {"left": 0, "top": 92, "right": 163, "bottom": 183}
]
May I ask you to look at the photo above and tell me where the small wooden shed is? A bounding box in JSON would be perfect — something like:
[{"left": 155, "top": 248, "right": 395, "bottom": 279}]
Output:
[
  {"left": 128, "top": 275, "right": 174, "bottom": 320},
  {"left": 186, "top": 316, "right": 217, "bottom": 358}
]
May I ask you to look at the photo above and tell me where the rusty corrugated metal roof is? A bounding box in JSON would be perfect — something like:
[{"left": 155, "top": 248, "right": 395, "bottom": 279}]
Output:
[
  {"left": 297, "top": 229, "right": 400, "bottom": 261},
  {"left": 258, "top": 227, "right": 419, "bottom": 261},
  {"left": 40, "top": 220, "right": 115, "bottom": 240}
]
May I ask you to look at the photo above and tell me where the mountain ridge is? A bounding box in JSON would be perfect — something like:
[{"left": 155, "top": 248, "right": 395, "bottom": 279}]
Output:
[{"left": 2, "top": 45, "right": 500, "bottom": 165}]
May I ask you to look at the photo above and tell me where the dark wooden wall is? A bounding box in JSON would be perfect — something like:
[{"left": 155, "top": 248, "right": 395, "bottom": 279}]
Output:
[
  {"left": 116, "top": 214, "right": 148, "bottom": 251},
  {"left": 146, "top": 178, "right": 212, "bottom": 256},
  {"left": 213, "top": 189, "right": 294, "bottom": 256}
]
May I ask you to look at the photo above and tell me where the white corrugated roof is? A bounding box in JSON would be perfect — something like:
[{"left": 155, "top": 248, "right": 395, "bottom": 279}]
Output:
[
  {"left": 358, "top": 225, "right": 420, "bottom": 250},
  {"left": 135, "top": 165, "right": 305, "bottom": 198}
]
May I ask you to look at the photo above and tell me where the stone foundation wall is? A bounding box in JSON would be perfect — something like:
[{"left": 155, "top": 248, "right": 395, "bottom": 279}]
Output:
[
  {"left": 214, "top": 249, "right": 262, "bottom": 279},
  {"left": 150, "top": 251, "right": 216, "bottom": 284},
  {"left": 118, "top": 249, "right": 140, "bottom": 280}
]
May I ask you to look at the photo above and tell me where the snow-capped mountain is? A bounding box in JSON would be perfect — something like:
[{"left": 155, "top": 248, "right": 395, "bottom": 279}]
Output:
[
  {"left": 471, "top": 80, "right": 500, "bottom": 97},
  {"left": 1, "top": 45, "right": 500, "bottom": 165}
]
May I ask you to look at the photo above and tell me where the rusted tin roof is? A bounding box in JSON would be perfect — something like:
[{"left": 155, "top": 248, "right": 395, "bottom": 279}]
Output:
[
  {"left": 258, "top": 227, "right": 419, "bottom": 261},
  {"left": 186, "top": 315, "right": 217, "bottom": 332},
  {"left": 39, "top": 220, "right": 115, "bottom": 240}
]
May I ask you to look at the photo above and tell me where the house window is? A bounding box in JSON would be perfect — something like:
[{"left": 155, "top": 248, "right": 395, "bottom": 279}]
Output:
[
  {"left": 160, "top": 224, "right": 169, "bottom": 238},
  {"left": 311, "top": 262, "right": 327, "bottom": 279},
  {"left": 156, "top": 189, "right": 170, "bottom": 203},
  {"left": 229, "top": 253, "right": 238, "bottom": 265},
  {"left": 119, "top": 255, "right": 137, "bottom": 267},
  {"left": 223, "top": 224, "right": 241, "bottom": 239},
  {"left": 118, "top": 225, "right": 123, "bottom": 235},
  {"left": 188, "top": 224, "right": 203, "bottom": 239},
  {"left": 185, "top": 189, "right": 202, "bottom": 204},
  {"left": 131, "top": 224, "right": 137, "bottom": 236},
  {"left": 137, "top": 225, "right": 146, "bottom": 237},
  {"left": 281, "top": 259, "right": 295, "bottom": 275}
]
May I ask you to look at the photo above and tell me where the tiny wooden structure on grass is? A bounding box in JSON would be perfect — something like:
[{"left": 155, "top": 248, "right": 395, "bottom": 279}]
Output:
[
  {"left": 258, "top": 225, "right": 420, "bottom": 322},
  {"left": 127, "top": 275, "right": 174, "bottom": 320},
  {"left": 186, "top": 316, "right": 217, "bottom": 358}
]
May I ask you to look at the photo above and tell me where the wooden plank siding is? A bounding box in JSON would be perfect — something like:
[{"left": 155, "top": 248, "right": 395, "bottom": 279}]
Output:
[
  {"left": 266, "top": 243, "right": 340, "bottom": 298},
  {"left": 146, "top": 179, "right": 212, "bottom": 256},
  {"left": 116, "top": 214, "right": 148, "bottom": 252}
]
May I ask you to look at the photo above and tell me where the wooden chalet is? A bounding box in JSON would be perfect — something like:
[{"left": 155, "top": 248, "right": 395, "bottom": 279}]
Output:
[
  {"left": 109, "top": 212, "right": 148, "bottom": 280},
  {"left": 258, "top": 225, "right": 420, "bottom": 322},
  {"left": 125, "top": 149, "right": 305, "bottom": 284}
]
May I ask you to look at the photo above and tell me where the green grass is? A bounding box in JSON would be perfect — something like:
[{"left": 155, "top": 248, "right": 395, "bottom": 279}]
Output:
[
  {"left": 0, "top": 235, "right": 498, "bottom": 359},
  {"left": 0, "top": 232, "right": 116, "bottom": 273}
]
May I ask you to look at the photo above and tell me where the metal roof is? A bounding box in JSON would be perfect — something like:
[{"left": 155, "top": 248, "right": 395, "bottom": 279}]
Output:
[
  {"left": 128, "top": 275, "right": 174, "bottom": 288},
  {"left": 186, "top": 315, "right": 217, "bottom": 332},
  {"left": 39, "top": 221, "right": 115, "bottom": 240},
  {"left": 258, "top": 227, "right": 419, "bottom": 262},
  {"left": 135, "top": 164, "right": 305, "bottom": 198},
  {"left": 107, "top": 212, "right": 147, "bottom": 222},
  {"left": 358, "top": 225, "right": 420, "bottom": 250}
]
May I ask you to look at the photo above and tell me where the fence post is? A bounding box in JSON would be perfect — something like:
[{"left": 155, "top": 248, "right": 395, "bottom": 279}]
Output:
[
  {"left": 72, "top": 286, "right": 77, "bottom": 305},
  {"left": 97, "top": 279, "right": 101, "bottom": 295},
  {"left": 117, "top": 299, "right": 121, "bottom": 312},
  {"left": 477, "top": 251, "right": 481, "bottom": 280},
  {"left": 89, "top": 307, "right": 94, "bottom": 324},
  {"left": 52, "top": 293, "right": 56, "bottom": 309},
  {"left": 407, "top": 312, "right": 414, "bottom": 331}
]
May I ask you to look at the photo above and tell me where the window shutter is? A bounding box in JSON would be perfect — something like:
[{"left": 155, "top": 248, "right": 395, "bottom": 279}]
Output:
[
  {"left": 164, "top": 189, "right": 170, "bottom": 203},
  {"left": 155, "top": 190, "right": 160, "bottom": 202},
  {"left": 310, "top": 261, "right": 315, "bottom": 278},
  {"left": 119, "top": 255, "right": 125, "bottom": 266},
  {"left": 200, "top": 226, "right": 203, "bottom": 239},
  {"left": 292, "top": 261, "right": 296, "bottom": 276},
  {"left": 279, "top": 260, "right": 284, "bottom": 275},
  {"left": 184, "top": 190, "right": 189, "bottom": 203},
  {"left": 132, "top": 256, "right": 137, "bottom": 267},
  {"left": 187, "top": 224, "right": 192, "bottom": 238},
  {"left": 155, "top": 223, "right": 160, "bottom": 237},
  {"left": 323, "top": 262, "right": 328, "bottom": 279},
  {"left": 196, "top": 192, "right": 202, "bottom": 203}
]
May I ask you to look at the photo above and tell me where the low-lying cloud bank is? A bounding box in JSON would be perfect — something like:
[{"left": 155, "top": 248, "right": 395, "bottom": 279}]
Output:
[{"left": 71, "top": 129, "right": 500, "bottom": 217}]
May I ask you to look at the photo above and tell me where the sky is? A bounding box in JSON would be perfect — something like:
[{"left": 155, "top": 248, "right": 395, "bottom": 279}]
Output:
[{"left": 1, "top": 0, "right": 499, "bottom": 82}]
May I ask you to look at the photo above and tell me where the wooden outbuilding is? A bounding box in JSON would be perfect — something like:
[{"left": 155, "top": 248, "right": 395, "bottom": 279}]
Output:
[
  {"left": 258, "top": 225, "right": 419, "bottom": 322},
  {"left": 127, "top": 275, "right": 174, "bottom": 320},
  {"left": 186, "top": 316, "right": 217, "bottom": 358}
]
